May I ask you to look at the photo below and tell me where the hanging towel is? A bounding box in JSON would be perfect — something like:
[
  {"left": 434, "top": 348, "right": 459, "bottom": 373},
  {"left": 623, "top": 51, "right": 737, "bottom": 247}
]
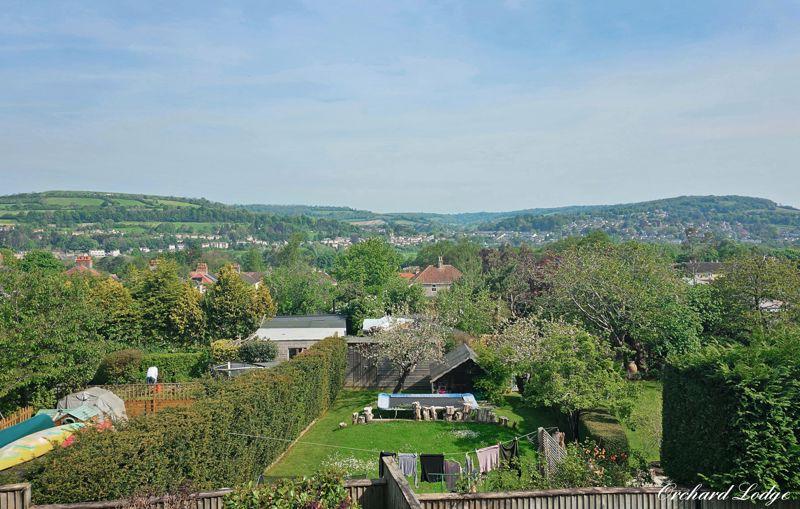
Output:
[
  {"left": 500, "top": 439, "right": 519, "bottom": 463},
  {"left": 476, "top": 445, "right": 500, "bottom": 473},
  {"left": 420, "top": 453, "right": 445, "bottom": 482},
  {"left": 465, "top": 453, "right": 475, "bottom": 475},
  {"left": 379, "top": 451, "right": 397, "bottom": 477},
  {"left": 398, "top": 453, "right": 418, "bottom": 486},
  {"left": 444, "top": 460, "right": 462, "bottom": 491}
]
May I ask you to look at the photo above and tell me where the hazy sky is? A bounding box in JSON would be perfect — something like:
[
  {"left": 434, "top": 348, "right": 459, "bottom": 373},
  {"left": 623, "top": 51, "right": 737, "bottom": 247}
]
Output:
[{"left": 1, "top": 1, "right": 799, "bottom": 212}]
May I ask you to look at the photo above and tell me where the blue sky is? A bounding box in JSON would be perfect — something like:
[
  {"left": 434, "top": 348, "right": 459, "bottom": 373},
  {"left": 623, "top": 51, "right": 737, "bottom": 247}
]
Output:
[{"left": 1, "top": 1, "right": 799, "bottom": 212}]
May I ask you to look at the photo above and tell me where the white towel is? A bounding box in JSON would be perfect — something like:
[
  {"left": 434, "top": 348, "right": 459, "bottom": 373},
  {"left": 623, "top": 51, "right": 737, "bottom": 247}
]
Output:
[{"left": 476, "top": 445, "right": 500, "bottom": 473}]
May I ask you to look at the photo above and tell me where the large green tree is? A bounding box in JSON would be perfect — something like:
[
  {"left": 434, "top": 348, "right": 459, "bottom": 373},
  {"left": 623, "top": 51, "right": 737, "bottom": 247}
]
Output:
[
  {"left": 129, "top": 259, "right": 206, "bottom": 346},
  {"left": 0, "top": 268, "right": 104, "bottom": 411},
  {"left": 333, "top": 238, "right": 400, "bottom": 294},
  {"left": 542, "top": 242, "right": 701, "bottom": 371},
  {"left": 204, "top": 264, "right": 276, "bottom": 340},
  {"left": 436, "top": 273, "right": 506, "bottom": 336},
  {"left": 266, "top": 263, "right": 337, "bottom": 315}
]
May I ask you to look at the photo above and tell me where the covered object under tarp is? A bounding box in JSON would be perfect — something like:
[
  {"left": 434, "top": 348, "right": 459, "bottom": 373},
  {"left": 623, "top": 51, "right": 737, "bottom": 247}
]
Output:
[
  {"left": 0, "top": 414, "right": 54, "bottom": 449},
  {"left": 57, "top": 387, "right": 127, "bottom": 422}
]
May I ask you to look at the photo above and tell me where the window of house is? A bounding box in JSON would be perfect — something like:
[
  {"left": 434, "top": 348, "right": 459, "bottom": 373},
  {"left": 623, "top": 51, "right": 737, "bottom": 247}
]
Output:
[
  {"left": 288, "top": 347, "right": 306, "bottom": 359},
  {"left": 431, "top": 285, "right": 437, "bottom": 292}
]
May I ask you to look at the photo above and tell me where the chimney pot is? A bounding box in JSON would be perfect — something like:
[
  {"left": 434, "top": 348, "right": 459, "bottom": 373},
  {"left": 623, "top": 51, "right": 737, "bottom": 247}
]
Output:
[{"left": 437, "top": 256, "right": 444, "bottom": 268}]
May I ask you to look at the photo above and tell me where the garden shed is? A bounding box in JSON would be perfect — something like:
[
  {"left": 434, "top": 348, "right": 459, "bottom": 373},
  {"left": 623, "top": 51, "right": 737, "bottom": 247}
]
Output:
[{"left": 429, "top": 344, "right": 486, "bottom": 394}]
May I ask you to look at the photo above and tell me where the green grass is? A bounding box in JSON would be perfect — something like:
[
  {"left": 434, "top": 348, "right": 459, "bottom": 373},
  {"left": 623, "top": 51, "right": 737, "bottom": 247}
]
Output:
[
  {"left": 42, "top": 197, "right": 105, "bottom": 207},
  {"left": 622, "top": 381, "right": 662, "bottom": 462},
  {"left": 266, "top": 391, "right": 561, "bottom": 492},
  {"left": 155, "top": 199, "right": 200, "bottom": 208},
  {"left": 110, "top": 198, "right": 148, "bottom": 207}
]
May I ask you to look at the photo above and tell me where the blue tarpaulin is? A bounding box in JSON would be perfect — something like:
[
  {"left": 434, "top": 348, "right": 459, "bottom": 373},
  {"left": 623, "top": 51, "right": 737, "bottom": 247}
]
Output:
[{"left": 0, "top": 414, "right": 55, "bottom": 449}]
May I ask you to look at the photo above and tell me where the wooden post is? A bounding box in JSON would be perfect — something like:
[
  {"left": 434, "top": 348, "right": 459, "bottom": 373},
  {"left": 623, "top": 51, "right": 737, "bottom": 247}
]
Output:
[
  {"left": 352, "top": 412, "right": 359, "bottom": 425},
  {"left": 412, "top": 402, "right": 421, "bottom": 421}
]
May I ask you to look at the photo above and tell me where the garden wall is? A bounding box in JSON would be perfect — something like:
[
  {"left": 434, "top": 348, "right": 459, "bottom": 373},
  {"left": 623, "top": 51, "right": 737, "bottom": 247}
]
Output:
[
  {"left": 346, "top": 339, "right": 433, "bottom": 391},
  {"left": 20, "top": 337, "right": 348, "bottom": 503}
]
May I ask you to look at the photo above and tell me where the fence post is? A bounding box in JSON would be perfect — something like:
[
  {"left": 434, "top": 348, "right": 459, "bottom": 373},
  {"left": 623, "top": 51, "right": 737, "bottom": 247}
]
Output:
[{"left": 0, "top": 484, "right": 31, "bottom": 509}]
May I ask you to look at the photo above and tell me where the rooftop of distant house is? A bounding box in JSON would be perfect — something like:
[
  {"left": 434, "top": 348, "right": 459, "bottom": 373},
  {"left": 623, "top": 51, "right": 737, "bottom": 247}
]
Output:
[
  {"left": 65, "top": 255, "right": 101, "bottom": 277},
  {"left": 259, "top": 314, "right": 347, "bottom": 329},
  {"left": 412, "top": 257, "right": 462, "bottom": 285}
]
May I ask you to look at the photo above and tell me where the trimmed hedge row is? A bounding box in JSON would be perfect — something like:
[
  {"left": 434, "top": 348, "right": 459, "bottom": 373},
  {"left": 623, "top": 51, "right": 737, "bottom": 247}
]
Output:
[
  {"left": 93, "top": 351, "right": 209, "bottom": 384},
  {"left": 578, "top": 410, "right": 630, "bottom": 454},
  {"left": 27, "top": 337, "right": 348, "bottom": 503},
  {"left": 662, "top": 333, "right": 800, "bottom": 491}
]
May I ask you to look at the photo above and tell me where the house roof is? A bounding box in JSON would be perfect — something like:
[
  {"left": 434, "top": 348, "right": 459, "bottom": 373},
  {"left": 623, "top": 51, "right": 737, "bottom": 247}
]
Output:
[
  {"left": 413, "top": 264, "right": 462, "bottom": 285},
  {"left": 239, "top": 272, "right": 263, "bottom": 285},
  {"left": 190, "top": 272, "right": 217, "bottom": 284},
  {"left": 680, "top": 261, "right": 724, "bottom": 274},
  {"left": 429, "top": 344, "right": 481, "bottom": 382},
  {"left": 398, "top": 272, "right": 416, "bottom": 280},
  {"left": 260, "top": 314, "right": 346, "bottom": 329},
  {"left": 65, "top": 265, "right": 101, "bottom": 277}
]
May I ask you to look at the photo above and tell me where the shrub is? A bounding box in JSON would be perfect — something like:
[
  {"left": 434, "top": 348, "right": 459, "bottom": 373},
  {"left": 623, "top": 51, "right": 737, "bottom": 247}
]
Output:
[
  {"left": 211, "top": 339, "right": 240, "bottom": 363},
  {"left": 662, "top": 332, "right": 800, "bottom": 492},
  {"left": 27, "top": 337, "right": 348, "bottom": 503},
  {"left": 141, "top": 352, "right": 208, "bottom": 382},
  {"left": 578, "top": 410, "right": 630, "bottom": 454},
  {"left": 93, "top": 349, "right": 143, "bottom": 384},
  {"left": 93, "top": 351, "right": 208, "bottom": 384},
  {"left": 224, "top": 470, "right": 356, "bottom": 509},
  {"left": 238, "top": 340, "right": 277, "bottom": 364}
]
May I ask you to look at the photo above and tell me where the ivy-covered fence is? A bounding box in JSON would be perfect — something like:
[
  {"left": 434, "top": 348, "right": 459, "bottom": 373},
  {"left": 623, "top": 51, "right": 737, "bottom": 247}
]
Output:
[
  {"left": 662, "top": 332, "right": 800, "bottom": 491},
  {"left": 22, "top": 337, "right": 348, "bottom": 503}
]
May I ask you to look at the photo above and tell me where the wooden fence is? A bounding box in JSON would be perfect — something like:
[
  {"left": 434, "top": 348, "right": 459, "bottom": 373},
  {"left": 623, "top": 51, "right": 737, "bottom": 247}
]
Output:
[
  {"left": 0, "top": 408, "right": 35, "bottom": 431},
  {"left": 345, "top": 340, "right": 433, "bottom": 391},
  {"left": 91, "top": 384, "right": 203, "bottom": 419}
]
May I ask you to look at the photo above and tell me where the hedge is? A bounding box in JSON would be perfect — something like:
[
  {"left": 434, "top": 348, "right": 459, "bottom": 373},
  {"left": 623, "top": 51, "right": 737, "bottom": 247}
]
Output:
[
  {"left": 27, "top": 337, "right": 348, "bottom": 503},
  {"left": 93, "top": 351, "right": 208, "bottom": 384},
  {"left": 578, "top": 410, "right": 630, "bottom": 454},
  {"left": 662, "top": 333, "right": 800, "bottom": 491}
]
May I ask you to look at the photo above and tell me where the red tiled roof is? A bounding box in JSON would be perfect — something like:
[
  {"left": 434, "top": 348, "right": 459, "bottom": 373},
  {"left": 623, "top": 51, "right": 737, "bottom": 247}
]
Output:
[
  {"left": 412, "top": 264, "right": 462, "bottom": 285},
  {"left": 398, "top": 272, "right": 416, "bottom": 280},
  {"left": 65, "top": 265, "right": 101, "bottom": 277}
]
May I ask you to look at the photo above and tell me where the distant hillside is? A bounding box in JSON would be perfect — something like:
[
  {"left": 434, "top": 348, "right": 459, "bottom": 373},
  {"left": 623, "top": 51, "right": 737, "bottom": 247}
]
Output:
[{"left": 479, "top": 195, "right": 800, "bottom": 243}]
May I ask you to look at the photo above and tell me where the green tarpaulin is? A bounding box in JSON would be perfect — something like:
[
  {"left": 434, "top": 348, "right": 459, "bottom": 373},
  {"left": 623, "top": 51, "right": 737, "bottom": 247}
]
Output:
[{"left": 0, "top": 414, "right": 55, "bottom": 449}]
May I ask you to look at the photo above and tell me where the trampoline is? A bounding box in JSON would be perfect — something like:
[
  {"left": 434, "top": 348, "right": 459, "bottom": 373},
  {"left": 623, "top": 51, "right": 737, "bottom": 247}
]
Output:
[{"left": 377, "top": 393, "right": 478, "bottom": 410}]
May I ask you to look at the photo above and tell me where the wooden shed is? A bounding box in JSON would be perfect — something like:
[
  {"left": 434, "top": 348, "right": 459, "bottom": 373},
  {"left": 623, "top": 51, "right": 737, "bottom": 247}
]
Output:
[{"left": 429, "top": 344, "right": 486, "bottom": 394}]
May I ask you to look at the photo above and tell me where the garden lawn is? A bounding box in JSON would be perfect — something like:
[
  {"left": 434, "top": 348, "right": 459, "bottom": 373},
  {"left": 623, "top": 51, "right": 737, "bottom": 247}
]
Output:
[
  {"left": 266, "top": 390, "right": 562, "bottom": 493},
  {"left": 622, "top": 381, "right": 663, "bottom": 462}
]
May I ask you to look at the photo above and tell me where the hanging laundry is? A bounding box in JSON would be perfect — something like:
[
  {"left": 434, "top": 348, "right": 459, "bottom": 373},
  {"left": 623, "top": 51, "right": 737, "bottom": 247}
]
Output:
[
  {"left": 444, "top": 460, "right": 462, "bottom": 491},
  {"left": 398, "top": 453, "right": 418, "bottom": 486},
  {"left": 420, "top": 453, "right": 445, "bottom": 482},
  {"left": 465, "top": 453, "right": 475, "bottom": 475},
  {"left": 379, "top": 451, "right": 397, "bottom": 477},
  {"left": 476, "top": 445, "right": 500, "bottom": 473},
  {"left": 500, "top": 439, "right": 519, "bottom": 463}
]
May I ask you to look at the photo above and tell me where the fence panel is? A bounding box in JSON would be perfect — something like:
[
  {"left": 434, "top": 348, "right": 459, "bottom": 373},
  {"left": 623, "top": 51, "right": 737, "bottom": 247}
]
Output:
[
  {"left": 344, "top": 479, "right": 386, "bottom": 509},
  {"left": 0, "top": 408, "right": 35, "bottom": 431},
  {"left": 0, "top": 484, "right": 30, "bottom": 509}
]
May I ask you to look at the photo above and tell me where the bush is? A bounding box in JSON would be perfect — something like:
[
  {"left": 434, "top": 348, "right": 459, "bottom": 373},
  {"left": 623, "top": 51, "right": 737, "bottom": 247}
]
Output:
[
  {"left": 238, "top": 340, "right": 277, "bottom": 364},
  {"left": 27, "top": 337, "right": 348, "bottom": 503},
  {"left": 141, "top": 352, "right": 208, "bottom": 382},
  {"left": 224, "top": 470, "right": 356, "bottom": 509},
  {"left": 211, "top": 339, "right": 240, "bottom": 363},
  {"left": 578, "top": 410, "right": 630, "bottom": 454},
  {"left": 93, "top": 351, "right": 208, "bottom": 384},
  {"left": 93, "top": 349, "right": 143, "bottom": 384},
  {"left": 662, "top": 332, "right": 800, "bottom": 492}
]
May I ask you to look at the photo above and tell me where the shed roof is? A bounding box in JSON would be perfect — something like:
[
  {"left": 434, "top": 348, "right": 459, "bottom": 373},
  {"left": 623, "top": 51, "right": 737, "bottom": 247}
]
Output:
[
  {"left": 260, "top": 314, "right": 346, "bottom": 329},
  {"left": 430, "top": 344, "right": 481, "bottom": 382}
]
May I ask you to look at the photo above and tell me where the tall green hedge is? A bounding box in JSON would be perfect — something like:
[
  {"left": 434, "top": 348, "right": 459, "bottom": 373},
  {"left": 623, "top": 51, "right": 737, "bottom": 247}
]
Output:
[
  {"left": 578, "top": 410, "right": 630, "bottom": 453},
  {"left": 93, "top": 351, "right": 209, "bottom": 384},
  {"left": 27, "top": 337, "right": 348, "bottom": 503},
  {"left": 662, "top": 332, "right": 800, "bottom": 491}
]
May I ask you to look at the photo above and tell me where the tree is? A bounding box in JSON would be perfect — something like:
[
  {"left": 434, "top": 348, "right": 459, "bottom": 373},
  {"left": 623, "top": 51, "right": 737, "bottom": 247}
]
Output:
[
  {"left": 713, "top": 253, "right": 800, "bottom": 340},
  {"left": 366, "top": 318, "right": 447, "bottom": 393},
  {"left": 414, "top": 239, "right": 482, "bottom": 274},
  {"left": 518, "top": 318, "right": 636, "bottom": 439},
  {"left": 436, "top": 273, "right": 506, "bottom": 335},
  {"left": 129, "top": 259, "right": 206, "bottom": 346},
  {"left": 542, "top": 242, "right": 701, "bottom": 371},
  {"left": 0, "top": 268, "right": 104, "bottom": 411},
  {"left": 241, "top": 247, "right": 266, "bottom": 272},
  {"left": 265, "top": 263, "right": 336, "bottom": 315},
  {"left": 86, "top": 276, "right": 141, "bottom": 343},
  {"left": 333, "top": 238, "right": 400, "bottom": 294},
  {"left": 18, "top": 250, "right": 63, "bottom": 273},
  {"left": 204, "top": 264, "right": 274, "bottom": 340}
]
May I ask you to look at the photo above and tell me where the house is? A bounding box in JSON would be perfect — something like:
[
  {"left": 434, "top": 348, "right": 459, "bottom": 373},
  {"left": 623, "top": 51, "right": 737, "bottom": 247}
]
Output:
[
  {"left": 412, "top": 257, "right": 462, "bottom": 297},
  {"left": 429, "top": 343, "right": 486, "bottom": 394},
  {"left": 231, "top": 263, "right": 264, "bottom": 288},
  {"left": 679, "top": 261, "right": 723, "bottom": 285},
  {"left": 65, "top": 255, "right": 101, "bottom": 277},
  {"left": 255, "top": 314, "right": 347, "bottom": 361},
  {"left": 189, "top": 262, "right": 217, "bottom": 293}
]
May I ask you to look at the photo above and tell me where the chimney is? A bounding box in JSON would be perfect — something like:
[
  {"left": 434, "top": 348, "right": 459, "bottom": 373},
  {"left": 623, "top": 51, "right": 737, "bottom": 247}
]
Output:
[
  {"left": 76, "top": 255, "right": 93, "bottom": 269},
  {"left": 196, "top": 262, "right": 209, "bottom": 275},
  {"left": 437, "top": 256, "right": 444, "bottom": 268}
]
